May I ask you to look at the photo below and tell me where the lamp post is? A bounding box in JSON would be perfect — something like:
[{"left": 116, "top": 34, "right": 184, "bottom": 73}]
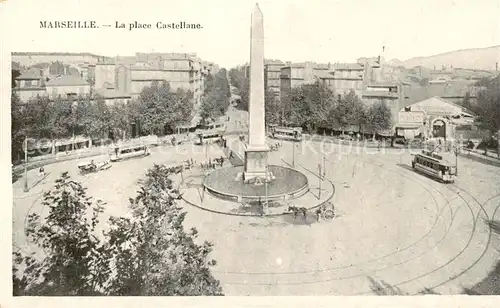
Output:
[
  {"left": 318, "top": 163, "right": 322, "bottom": 200},
  {"left": 23, "top": 137, "right": 29, "bottom": 192},
  {"left": 292, "top": 141, "right": 295, "bottom": 167}
]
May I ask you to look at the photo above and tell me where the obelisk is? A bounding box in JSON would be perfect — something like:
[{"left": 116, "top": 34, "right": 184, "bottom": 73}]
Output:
[{"left": 243, "top": 3, "right": 271, "bottom": 183}]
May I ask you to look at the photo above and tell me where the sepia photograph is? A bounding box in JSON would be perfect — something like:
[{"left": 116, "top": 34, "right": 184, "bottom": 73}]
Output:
[{"left": 2, "top": 0, "right": 500, "bottom": 305}]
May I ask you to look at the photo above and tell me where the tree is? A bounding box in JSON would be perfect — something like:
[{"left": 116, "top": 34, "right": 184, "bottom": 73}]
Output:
[
  {"left": 13, "top": 172, "right": 109, "bottom": 295},
  {"left": 366, "top": 100, "right": 393, "bottom": 139},
  {"left": 14, "top": 166, "right": 223, "bottom": 296},
  {"left": 134, "top": 81, "right": 194, "bottom": 136},
  {"left": 265, "top": 89, "right": 280, "bottom": 125},
  {"left": 109, "top": 101, "right": 131, "bottom": 140},
  {"left": 332, "top": 90, "right": 367, "bottom": 134},
  {"left": 105, "top": 165, "right": 223, "bottom": 295},
  {"left": 12, "top": 69, "right": 21, "bottom": 88},
  {"left": 476, "top": 76, "right": 500, "bottom": 133},
  {"left": 200, "top": 70, "right": 230, "bottom": 123}
]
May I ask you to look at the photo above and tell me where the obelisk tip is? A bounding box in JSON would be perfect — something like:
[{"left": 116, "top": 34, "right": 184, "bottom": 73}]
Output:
[{"left": 254, "top": 3, "right": 262, "bottom": 14}]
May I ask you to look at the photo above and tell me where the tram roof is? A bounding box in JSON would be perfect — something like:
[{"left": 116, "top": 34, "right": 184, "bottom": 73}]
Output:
[{"left": 415, "top": 153, "right": 454, "bottom": 165}]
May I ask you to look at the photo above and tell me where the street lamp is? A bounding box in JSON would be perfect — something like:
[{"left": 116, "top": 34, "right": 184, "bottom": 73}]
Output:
[
  {"left": 292, "top": 141, "right": 296, "bottom": 167},
  {"left": 23, "top": 137, "right": 29, "bottom": 192}
]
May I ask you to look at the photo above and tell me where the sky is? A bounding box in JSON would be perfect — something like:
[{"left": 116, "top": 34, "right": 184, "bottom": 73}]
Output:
[{"left": 1, "top": 0, "right": 499, "bottom": 68}]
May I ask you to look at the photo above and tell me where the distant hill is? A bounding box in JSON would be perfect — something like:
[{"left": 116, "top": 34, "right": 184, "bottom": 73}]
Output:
[{"left": 389, "top": 46, "right": 500, "bottom": 70}]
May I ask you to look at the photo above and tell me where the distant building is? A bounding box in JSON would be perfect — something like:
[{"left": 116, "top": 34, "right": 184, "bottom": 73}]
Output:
[
  {"left": 46, "top": 75, "right": 91, "bottom": 99},
  {"left": 13, "top": 68, "right": 47, "bottom": 101},
  {"left": 264, "top": 60, "right": 285, "bottom": 97},
  {"left": 331, "top": 62, "right": 365, "bottom": 96},
  {"left": 94, "top": 88, "right": 132, "bottom": 105},
  {"left": 396, "top": 96, "right": 476, "bottom": 140},
  {"left": 279, "top": 62, "right": 317, "bottom": 101},
  {"left": 12, "top": 52, "right": 110, "bottom": 67},
  {"left": 94, "top": 53, "right": 211, "bottom": 105},
  {"left": 362, "top": 82, "right": 412, "bottom": 131}
]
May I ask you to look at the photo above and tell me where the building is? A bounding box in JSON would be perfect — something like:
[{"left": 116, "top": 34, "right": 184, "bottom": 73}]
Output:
[
  {"left": 362, "top": 82, "right": 412, "bottom": 131},
  {"left": 264, "top": 59, "right": 285, "bottom": 96},
  {"left": 13, "top": 68, "right": 47, "bottom": 102},
  {"left": 331, "top": 63, "right": 365, "bottom": 96},
  {"left": 396, "top": 96, "right": 475, "bottom": 140},
  {"left": 94, "top": 88, "right": 132, "bottom": 105},
  {"left": 279, "top": 62, "right": 317, "bottom": 101},
  {"left": 46, "top": 75, "right": 91, "bottom": 99},
  {"left": 12, "top": 52, "right": 110, "bottom": 67},
  {"left": 409, "top": 79, "right": 481, "bottom": 105},
  {"left": 93, "top": 53, "right": 211, "bottom": 105}
]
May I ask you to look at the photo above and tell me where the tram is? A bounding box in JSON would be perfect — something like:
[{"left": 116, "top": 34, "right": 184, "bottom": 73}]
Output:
[
  {"left": 194, "top": 130, "right": 222, "bottom": 145},
  {"left": 109, "top": 144, "right": 150, "bottom": 162},
  {"left": 269, "top": 126, "right": 302, "bottom": 142},
  {"left": 411, "top": 150, "right": 456, "bottom": 183}
]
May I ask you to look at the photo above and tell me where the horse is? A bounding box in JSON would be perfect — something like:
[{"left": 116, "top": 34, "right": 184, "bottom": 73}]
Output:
[{"left": 288, "top": 206, "right": 307, "bottom": 220}]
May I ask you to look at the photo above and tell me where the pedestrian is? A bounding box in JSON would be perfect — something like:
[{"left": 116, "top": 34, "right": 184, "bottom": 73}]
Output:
[
  {"left": 220, "top": 156, "right": 224, "bottom": 167},
  {"left": 229, "top": 151, "right": 233, "bottom": 159},
  {"left": 39, "top": 166, "right": 45, "bottom": 177}
]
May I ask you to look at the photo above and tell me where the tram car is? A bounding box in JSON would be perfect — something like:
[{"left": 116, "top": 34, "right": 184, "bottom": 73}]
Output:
[
  {"left": 269, "top": 126, "right": 302, "bottom": 142},
  {"left": 411, "top": 150, "right": 456, "bottom": 183},
  {"left": 109, "top": 144, "right": 150, "bottom": 162}
]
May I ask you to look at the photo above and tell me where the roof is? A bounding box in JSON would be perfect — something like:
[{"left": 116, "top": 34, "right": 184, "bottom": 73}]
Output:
[
  {"left": 314, "top": 70, "right": 335, "bottom": 79},
  {"left": 17, "top": 68, "right": 42, "bottom": 80},
  {"left": 362, "top": 91, "right": 399, "bottom": 98},
  {"left": 333, "top": 63, "right": 364, "bottom": 70},
  {"left": 94, "top": 88, "right": 132, "bottom": 99},
  {"left": 46, "top": 75, "right": 88, "bottom": 86},
  {"left": 406, "top": 96, "right": 476, "bottom": 116}
]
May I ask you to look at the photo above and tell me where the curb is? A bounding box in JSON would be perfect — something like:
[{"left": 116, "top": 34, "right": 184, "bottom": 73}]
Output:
[{"left": 180, "top": 161, "right": 335, "bottom": 218}]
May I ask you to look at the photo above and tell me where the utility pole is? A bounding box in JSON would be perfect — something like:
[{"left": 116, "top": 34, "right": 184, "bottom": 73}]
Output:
[
  {"left": 23, "top": 137, "right": 29, "bottom": 192},
  {"left": 292, "top": 142, "right": 295, "bottom": 167},
  {"left": 318, "top": 162, "right": 322, "bottom": 200}
]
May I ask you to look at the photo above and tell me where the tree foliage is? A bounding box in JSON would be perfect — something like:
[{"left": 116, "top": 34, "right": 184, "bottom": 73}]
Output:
[
  {"left": 475, "top": 76, "right": 500, "bottom": 133},
  {"left": 13, "top": 167, "right": 223, "bottom": 296},
  {"left": 366, "top": 100, "right": 392, "bottom": 133},
  {"left": 199, "top": 69, "right": 230, "bottom": 123}
]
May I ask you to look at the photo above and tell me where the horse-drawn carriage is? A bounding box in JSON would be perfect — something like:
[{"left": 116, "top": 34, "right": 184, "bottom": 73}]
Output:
[
  {"left": 286, "top": 201, "right": 335, "bottom": 222},
  {"left": 269, "top": 142, "right": 282, "bottom": 152},
  {"left": 77, "top": 160, "right": 112, "bottom": 175}
]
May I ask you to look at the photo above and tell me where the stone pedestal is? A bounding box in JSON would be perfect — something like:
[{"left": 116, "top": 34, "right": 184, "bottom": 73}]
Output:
[{"left": 244, "top": 146, "right": 273, "bottom": 183}]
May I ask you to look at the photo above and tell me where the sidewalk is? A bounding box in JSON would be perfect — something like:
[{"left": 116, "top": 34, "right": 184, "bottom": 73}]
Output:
[
  {"left": 460, "top": 148, "right": 500, "bottom": 167},
  {"left": 218, "top": 138, "right": 244, "bottom": 166}
]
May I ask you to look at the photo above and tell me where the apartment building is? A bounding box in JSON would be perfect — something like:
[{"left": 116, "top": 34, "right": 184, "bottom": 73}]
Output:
[
  {"left": 361, "top": 82, "right": 412, "bottom": 130},
  {"left": 46, "top": 75, "right": 91, "bottom": 99},
  {"left": 264, "top": 59, "right": 285, "bottom": 96},
  {"left": 12, "top": 52, "right": 110, "bottom": 67},
  {"left": 93, "top": 53, "right": 211, "bottom": 105},
  {"left": 331, "top": 62, "right": 365, "bottom": 96},
  {"left": 14, "top": 68, "right": 47, "bottom": 102}
]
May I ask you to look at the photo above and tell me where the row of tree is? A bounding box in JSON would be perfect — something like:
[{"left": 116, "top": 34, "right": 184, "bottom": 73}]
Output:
[
  {"left": 13, "top": 166, "right": 223, "bottom": 296},
  {"left": 199, "top": 68, "right": 231, "bottom": 123},
  {"left": 11, "top": 80, "right": 194, "bottom": 161},
  {"left": 228, "top": 68, "right": 393, "bottom": 136},
  {"left": 463, "top": 75, "right": 500, "bottom": 135}
]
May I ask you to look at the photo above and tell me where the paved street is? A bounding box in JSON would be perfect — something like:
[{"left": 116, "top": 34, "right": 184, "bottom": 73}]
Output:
[{"left": 12, "top": 136, "right": 500, "bottom": 295}]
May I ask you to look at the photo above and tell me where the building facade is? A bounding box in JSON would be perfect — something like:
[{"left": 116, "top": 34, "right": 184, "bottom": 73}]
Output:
[
  {"left": 264, "top": 60, "right": 285, "bottom": 96},
  {"left": 12, "top": 52, "right": 109, "bottom": 67},
  {"left": 362, "top": 82, "right": 412, "bottom": 131},
  {"left": 396, "top": 96, "right": 476, "bottom": 140}
]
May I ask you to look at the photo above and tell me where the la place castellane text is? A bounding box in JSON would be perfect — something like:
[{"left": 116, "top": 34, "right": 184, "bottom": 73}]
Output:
[{"left": 40, "top": 21, "right": 203, "bottom": 30}]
